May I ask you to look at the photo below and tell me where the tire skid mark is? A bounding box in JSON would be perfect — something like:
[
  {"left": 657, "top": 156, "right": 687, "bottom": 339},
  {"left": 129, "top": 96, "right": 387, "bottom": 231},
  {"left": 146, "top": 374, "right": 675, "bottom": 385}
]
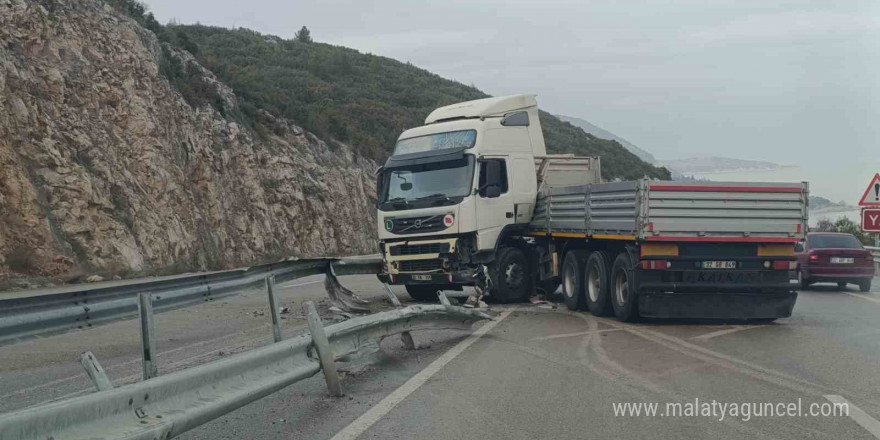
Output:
[{"left": 572, "top": 313, "right": 778, "bottom": 440}]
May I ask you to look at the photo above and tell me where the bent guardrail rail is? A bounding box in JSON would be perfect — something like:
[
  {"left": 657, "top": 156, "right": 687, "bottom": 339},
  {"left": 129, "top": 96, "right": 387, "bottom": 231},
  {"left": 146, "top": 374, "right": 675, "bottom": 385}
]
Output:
[
  {"left": 0, "top": 304, "right": 491, "bottom": 440},
  {"left": 0, "top": 255, "right": 383, "bottom": 346}
]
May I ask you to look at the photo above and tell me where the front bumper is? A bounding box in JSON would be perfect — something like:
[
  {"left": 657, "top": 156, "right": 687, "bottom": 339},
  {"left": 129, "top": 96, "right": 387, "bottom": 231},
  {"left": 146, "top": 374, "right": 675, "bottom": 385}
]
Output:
[
  {"left": 378, "top": 270, "right": 475, "bottom": 286},
  {"left": 638, "top": 291, "right": 798, "bottom": 320}
]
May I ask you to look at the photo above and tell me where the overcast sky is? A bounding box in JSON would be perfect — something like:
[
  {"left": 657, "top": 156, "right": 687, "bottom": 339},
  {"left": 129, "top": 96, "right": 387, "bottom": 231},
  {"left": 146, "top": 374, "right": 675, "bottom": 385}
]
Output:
[{"left": 144, "top": 0, "right": 878, "bottom": 203}]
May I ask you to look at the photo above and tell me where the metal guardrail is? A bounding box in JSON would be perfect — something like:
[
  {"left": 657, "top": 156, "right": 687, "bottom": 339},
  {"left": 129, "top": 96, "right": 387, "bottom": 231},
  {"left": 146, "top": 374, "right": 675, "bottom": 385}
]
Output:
[
  {"left": 0, "top": 301, "right": 491, "bottom": 440},
  {"left": 866, "top": 246, "right": 880, "bottom": 271},
  {"left": 0, "top": 255, "right": 383, "bottom": 346}
]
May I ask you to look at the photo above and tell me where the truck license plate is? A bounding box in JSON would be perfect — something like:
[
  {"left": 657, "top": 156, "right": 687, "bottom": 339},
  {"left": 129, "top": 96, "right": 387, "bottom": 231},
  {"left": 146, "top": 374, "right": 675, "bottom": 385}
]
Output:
[
  {"left": 830, "top": 257, "right": 854, "bottom": 264},
  {"left": 702, "top": 261, "right": 737, "bottom": 269},
  {"left": 412, "top": 274, "right": 432, "bottom": 281}
]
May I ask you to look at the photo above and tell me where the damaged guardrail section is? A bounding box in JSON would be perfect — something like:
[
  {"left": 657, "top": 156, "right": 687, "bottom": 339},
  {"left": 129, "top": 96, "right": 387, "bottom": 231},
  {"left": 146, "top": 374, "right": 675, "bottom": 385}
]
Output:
[
  {"left": 0, "top": 256, "right": 382, "bottom": 345},
  {"left": 0, "top": 304, "right": 491, "bottom": 440}
]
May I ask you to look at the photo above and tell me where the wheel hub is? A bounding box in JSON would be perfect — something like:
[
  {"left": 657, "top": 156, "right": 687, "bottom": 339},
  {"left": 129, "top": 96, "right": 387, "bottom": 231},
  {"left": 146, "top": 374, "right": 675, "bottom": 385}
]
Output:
[
  {"left": 588, "top": 266, "right": 600, "bottom": 302},
  {"left": 505, "top": 263, "right": 524, "bottom": 290},
  {"left": 615, "top": 271, "right": 628, "bottom": 305}
]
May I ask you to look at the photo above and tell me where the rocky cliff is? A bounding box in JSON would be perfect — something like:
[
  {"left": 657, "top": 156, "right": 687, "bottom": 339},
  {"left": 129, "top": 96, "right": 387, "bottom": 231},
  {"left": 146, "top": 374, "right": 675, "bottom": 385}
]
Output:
[{"left": 0, "top": 0, "right": 378, "bottom": 280}]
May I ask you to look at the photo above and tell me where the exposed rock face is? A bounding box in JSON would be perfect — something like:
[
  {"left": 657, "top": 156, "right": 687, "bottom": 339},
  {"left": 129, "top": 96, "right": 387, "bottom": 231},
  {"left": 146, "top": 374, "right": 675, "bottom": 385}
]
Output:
[{"left": 0, "top": 0, "right": 378, "bottom": 278}]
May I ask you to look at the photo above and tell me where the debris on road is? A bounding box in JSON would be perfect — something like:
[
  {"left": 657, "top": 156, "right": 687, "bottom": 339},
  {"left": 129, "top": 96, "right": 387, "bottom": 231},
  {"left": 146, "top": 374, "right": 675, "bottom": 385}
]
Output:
[
  {"left": 529, "top": 295, "right": 548, "bottom": 305},
  {"left": 252, "top": 310, "right": 265, "bottom": 317},
  {"left": 279, "top": 306, "right": 290, "bottom": 314},
  {"left": 329, "top": 306, "right": 354, "bottom": 320}
]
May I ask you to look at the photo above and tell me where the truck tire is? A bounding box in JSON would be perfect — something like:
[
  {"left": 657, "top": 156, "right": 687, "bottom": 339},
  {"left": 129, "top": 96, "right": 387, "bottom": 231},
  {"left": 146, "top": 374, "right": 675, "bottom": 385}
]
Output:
[
  {"left": 837, "top": 282, "right": 847, "bottom": 289},
  {"left": 585, "top": 251, "right": 613, "bottom": 316},
  {"left": 859, "top": 279, "right": 872, "bottom": 292},
  {"left": 611, "top": 252, "right": 639, "bottom": 322},
  {"left": 405, "top": 284, "right": 442, "bottom": 302},
  {"left": 562, "top": 250, "right": 588, "bottom": 311},
  {"left": 488, "top": 247, "right": 533, "bottom": 303}
]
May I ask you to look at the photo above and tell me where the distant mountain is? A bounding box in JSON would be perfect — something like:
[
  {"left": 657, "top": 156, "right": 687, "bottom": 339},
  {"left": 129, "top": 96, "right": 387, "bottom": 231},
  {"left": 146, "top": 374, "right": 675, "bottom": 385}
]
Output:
[
  {"left": 809, "top": 196, "right": 855, "bottom": 212},
  {"left": 555, "top": 114, "right": 656, "bottom": 163},
  {"left": 655, "top": 156, "right": 785, "bottom": 175}
]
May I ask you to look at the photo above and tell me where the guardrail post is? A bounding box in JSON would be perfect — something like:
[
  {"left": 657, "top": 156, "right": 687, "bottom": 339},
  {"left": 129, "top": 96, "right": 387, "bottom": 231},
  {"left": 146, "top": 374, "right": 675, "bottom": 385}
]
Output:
[
  {"left": 304, "top": 301, "right": 343, "bottom": 397},
  {"left": 382, "top": 283, "right": 402, "bottom": 307},
  {"left": 437, "top": 291, "right": 452, "bottom": 306},
  {"left": 266, "top": 276, "right": 283, "bottom": 343},
  {"left": 138, "top": 292, "right": 158, "bottom": 380},
  {"left": 383, "top": 284, "right": 415, "bottom": 349},
  {"left": 79, "top": 351, "right": 114, "bottom": 391}
]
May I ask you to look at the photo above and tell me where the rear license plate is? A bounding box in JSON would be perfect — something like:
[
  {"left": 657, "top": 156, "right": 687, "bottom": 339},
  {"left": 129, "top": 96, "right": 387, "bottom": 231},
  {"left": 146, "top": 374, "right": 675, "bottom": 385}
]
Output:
[
  {"left": 830, "top": 257, "right": 854, "bottom": 264},
  {"left": 411, "top": 274, "right": 432, "bottom": 281},
  {"left": 702, "top": 261, "right": 737, "bottom": 269}
]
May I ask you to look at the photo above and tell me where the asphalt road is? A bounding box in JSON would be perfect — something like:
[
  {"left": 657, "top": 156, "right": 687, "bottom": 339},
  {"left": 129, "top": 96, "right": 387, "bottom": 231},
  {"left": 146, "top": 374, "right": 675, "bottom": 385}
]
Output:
[{"left": 3, "top": 277, "right": 880, "bottom": 439}]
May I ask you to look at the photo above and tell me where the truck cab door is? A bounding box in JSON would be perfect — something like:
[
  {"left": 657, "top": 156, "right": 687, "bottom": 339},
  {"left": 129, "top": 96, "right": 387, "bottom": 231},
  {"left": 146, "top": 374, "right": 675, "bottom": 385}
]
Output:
[{"left": 475, "top": 157, "right": 514, "bottom": 250}]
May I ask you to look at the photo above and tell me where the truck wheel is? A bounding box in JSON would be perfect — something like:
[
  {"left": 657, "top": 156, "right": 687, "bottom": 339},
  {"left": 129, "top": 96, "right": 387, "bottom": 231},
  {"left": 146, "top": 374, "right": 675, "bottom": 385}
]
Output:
[
  {"left": 405, "top": 284, "right": 442, "bottom": 302},
  {"left": 488, "top": 247, "right": 533, "bottom": 303},
  {"left": 611, "top": 252, "right": 638, "bottom": 322},
  {"left": 562, "top": 250, "right": 588, "bottom": 311},
  {"left": 859, "top": 279, "right": 872, "bottom": 292},
  {"left": 585, "top": 251, "right": 613, "bottom": 316},
  {"left": 837, "top": 282, "right": 847, "bottom": 289}
]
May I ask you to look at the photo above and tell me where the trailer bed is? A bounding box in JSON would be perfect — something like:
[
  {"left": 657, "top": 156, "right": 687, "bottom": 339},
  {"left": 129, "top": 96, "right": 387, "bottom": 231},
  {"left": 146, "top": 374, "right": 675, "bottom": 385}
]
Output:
[{"left": 530, "top": 180, "right": 809, "bottom": 242}]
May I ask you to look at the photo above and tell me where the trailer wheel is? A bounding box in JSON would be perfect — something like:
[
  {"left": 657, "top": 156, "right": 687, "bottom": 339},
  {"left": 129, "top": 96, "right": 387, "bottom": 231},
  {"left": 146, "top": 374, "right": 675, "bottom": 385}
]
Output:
[
  {"left": 488, "top": 247, "right": 533, "bottom": 303},
  {"left": 562, "top": 250, "right": 588, "bottom": 310},
  {"left": 405, "top": 284, "right": 443, "bottom": 302},
  {"left": 611, "top": 252, "right": 639, "bottom": 322},
  {"left": 585, "top": 251, "right": 613, "bottom": 316}
]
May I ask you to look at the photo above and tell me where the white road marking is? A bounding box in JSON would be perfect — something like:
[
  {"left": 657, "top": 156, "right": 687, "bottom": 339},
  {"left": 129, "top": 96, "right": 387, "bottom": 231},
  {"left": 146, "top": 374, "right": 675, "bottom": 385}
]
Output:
[
  {"left": 529, "top": 328, "right": 623, "bottom": 341},
  {"left": 842, "top": 292, "right": 880, "bottom": 305},
  {"left": 691, "top": 325, "right": 764, "bottom": 341},
  {"left": 825, "top": 395, "right": 880, "bottom": 439},
  {"left": 329, "top": 309, "right": 514, "bottom": 440}
]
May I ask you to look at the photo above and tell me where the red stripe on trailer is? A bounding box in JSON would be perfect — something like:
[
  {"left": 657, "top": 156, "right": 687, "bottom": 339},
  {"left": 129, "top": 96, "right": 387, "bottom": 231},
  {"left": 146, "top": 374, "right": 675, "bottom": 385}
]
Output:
[
  {"left": 649, "top": 185, "right": 803, "bottom": 193},
  {"left": 645, "top": 236, "right": 800, "bottom": 243}
]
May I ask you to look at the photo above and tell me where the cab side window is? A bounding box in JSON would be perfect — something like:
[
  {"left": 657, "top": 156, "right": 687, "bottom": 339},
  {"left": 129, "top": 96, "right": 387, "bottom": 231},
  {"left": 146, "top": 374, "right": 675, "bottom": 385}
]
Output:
[{"left": 478, "top": 159, "right": 508, "bottom": 196}]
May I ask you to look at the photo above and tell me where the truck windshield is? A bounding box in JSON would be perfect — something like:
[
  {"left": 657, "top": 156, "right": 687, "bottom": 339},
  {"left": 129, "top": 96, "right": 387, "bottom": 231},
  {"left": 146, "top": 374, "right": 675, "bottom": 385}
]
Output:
[
  {"left": 394, "top": 130, "right": 476, "bottom": 155},
  {"left": 379, "top": 156, "right": 474, "bottom": 209}
]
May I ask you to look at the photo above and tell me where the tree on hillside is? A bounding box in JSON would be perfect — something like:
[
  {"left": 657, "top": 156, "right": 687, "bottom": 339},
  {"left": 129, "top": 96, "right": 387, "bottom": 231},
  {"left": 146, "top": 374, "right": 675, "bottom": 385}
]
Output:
[
  {"left": 814, "top": 218, "right": 836, "bottom": 232},
  {"left": 295, "top": 26, "right": 312, "bottom": 43}
]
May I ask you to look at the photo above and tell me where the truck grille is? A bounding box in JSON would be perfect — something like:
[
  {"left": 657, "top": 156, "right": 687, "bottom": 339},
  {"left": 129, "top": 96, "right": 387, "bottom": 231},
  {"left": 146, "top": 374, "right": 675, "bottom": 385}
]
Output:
[
  {"left": 399, "top": 259, "right": 444, "bottom": 272},
  {"left": 388, "top": 215, "right": 447, "bottom": 234},
  {"left": 389, "top": 243, "right": 451, "bottom": 256}
]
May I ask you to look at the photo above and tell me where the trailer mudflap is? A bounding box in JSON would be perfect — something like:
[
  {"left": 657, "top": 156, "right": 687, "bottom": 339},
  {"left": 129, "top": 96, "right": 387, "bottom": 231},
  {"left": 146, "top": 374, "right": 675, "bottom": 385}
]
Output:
[{"left": 638, "top": 291, "right": 797, "bottom": 320}]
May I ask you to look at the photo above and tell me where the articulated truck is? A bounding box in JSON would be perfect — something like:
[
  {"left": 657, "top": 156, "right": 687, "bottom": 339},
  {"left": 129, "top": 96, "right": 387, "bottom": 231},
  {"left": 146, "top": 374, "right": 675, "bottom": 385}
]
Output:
[{"left": 376, "top": 95, "right": 808, "bottom": 321}]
